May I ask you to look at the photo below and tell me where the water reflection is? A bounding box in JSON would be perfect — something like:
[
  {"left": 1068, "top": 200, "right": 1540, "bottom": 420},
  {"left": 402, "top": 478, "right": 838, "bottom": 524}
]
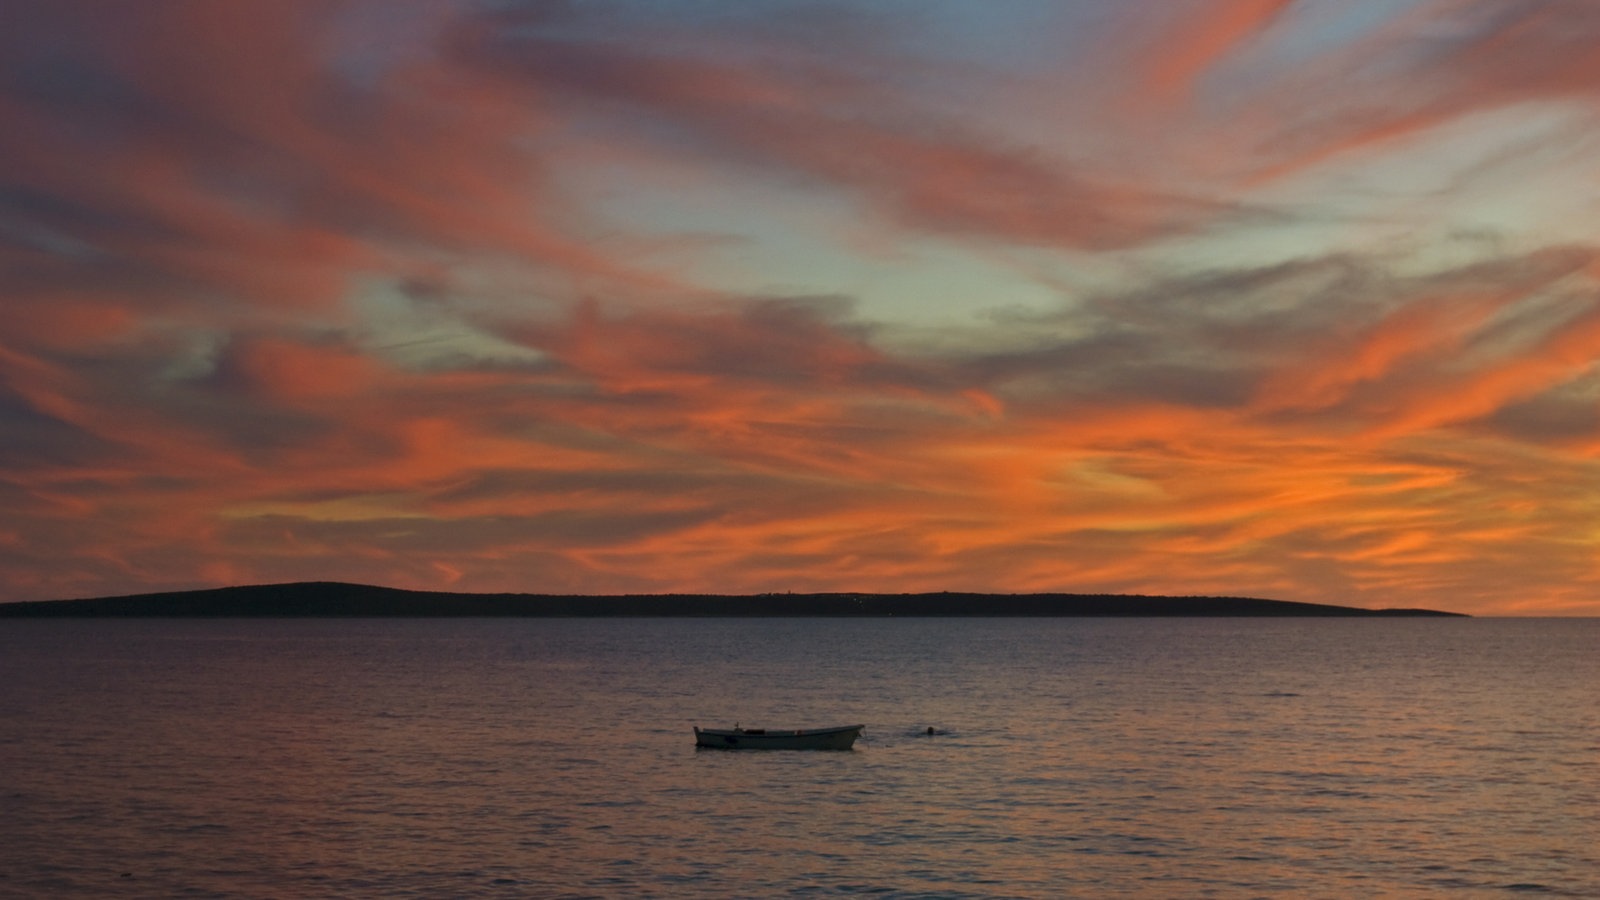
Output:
[{"left": 0, "top": 618, "right": 1595, "bottom": 896}]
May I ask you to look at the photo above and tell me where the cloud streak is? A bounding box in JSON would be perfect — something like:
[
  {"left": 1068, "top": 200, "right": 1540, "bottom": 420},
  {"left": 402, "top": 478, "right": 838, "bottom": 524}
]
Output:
[{"left": 3, "top": 1, "right": 1600, "bottom": 613}]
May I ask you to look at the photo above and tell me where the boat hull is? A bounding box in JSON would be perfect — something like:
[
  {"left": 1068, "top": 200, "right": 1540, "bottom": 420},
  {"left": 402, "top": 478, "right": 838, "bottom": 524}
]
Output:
[{"left": 694, "top": 724, "right": 863, "bottom": 750}]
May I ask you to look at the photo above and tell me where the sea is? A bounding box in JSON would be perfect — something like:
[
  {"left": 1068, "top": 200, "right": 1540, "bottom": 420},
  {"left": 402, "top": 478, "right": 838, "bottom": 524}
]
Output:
[{"left": 0, "top": 617, "right": 1595, "bottom": 898}]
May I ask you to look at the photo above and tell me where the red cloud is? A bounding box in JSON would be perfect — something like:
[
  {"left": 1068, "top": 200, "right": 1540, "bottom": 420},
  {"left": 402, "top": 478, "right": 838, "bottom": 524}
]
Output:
[
  {"left": 213, "top": 336, "right": 388, "bottom": 404},
  {"left": 0, "top": 0, "right": 664, "bottom": 328},
  {"left": 1141, "top": 0, "right": 1295, "bottom": 106}
]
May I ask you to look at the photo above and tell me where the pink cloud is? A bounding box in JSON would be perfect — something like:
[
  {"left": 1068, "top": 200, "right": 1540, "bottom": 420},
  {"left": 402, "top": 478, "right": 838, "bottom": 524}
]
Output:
[
  {"left": 453, "top": 9, "right": 1228, "bottom": 250},
  {"left": 1140, "top": 0, "right": 1295, "bottom": 106},
  {"left": 1237, "top": 0, "right": 1600, "bottom": 181}
]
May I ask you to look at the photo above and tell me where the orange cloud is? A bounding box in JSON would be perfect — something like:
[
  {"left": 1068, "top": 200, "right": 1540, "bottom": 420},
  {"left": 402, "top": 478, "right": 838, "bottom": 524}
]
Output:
[
  {"left": 1378, "top": 301, "right": 1600, "bottom": 438},
  {"left": 1255, "top": 292, "right": 1513, "bottom": 413},
  {"left": 6, "top": 1, "right": 1600, "bottom": 616}
]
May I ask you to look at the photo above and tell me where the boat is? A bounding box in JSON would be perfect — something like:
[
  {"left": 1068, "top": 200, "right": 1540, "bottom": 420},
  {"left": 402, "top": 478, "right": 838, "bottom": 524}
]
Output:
[{"left": 693, "top": 723, "right": 864, "bottom": 750}]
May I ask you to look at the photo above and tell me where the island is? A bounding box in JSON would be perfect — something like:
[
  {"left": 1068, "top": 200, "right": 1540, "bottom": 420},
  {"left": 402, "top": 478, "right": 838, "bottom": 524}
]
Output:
[{"left": 0, "top": 582, "right": 1466, "bottom": 617}]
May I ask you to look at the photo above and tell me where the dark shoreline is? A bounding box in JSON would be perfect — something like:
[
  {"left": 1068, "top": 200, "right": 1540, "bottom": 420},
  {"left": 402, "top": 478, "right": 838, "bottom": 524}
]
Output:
[{"left": 0, "top": 581, "right": 1467, "bottom": 617}]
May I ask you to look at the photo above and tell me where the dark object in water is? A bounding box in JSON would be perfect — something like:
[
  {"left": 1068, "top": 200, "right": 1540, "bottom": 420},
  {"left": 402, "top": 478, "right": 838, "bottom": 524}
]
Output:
[{"left": 693, "top": 724, "right": 863, "bottom": 750}]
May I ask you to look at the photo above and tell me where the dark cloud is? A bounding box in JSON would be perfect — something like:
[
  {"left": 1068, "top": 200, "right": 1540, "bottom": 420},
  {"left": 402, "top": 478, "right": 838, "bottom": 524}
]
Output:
[
  {"left": 0, "top": 384, "right": 107, "bottom": 469},
  {"left": 1482, "top": 380, "right": 1600, "bottom": 443}
]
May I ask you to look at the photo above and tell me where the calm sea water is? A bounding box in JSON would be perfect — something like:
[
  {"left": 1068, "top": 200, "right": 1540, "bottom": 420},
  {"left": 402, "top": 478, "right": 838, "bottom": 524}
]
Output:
[{"left": 0, "top": 617, "right": 1595, "bottom": 898}]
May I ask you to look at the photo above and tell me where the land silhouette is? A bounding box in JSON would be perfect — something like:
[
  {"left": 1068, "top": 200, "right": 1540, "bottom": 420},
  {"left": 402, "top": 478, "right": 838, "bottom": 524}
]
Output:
[{"left": 0, "top": 582, "right": 1466, "bottom": 617}]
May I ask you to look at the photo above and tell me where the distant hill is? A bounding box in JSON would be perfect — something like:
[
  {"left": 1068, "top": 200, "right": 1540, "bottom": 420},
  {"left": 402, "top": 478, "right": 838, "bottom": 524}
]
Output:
[{"left": 0, "top": 582, "right": 1467, "bottom": 617}]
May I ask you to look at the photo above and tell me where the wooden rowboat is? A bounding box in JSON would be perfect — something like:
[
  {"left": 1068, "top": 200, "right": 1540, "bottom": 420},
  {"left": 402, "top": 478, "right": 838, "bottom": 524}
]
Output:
[{"left": 693, "top": 724, "right": 863, "bottom": 750}]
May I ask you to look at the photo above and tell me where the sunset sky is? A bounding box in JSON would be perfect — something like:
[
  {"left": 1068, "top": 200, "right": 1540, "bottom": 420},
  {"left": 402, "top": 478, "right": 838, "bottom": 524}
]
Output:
[{"left": 4, "top": 0, "right": 1600, "bottom": 614}]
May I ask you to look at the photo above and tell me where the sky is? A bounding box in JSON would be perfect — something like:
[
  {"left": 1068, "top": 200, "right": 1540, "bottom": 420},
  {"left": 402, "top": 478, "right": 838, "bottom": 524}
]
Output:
[{"left": 3, "top": 0, "right": 1600, "bottom": 615}]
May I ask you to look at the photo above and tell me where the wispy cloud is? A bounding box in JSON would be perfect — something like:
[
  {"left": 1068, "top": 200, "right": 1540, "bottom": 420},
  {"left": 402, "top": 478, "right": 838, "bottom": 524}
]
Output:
[{"left": 3, "top": 1, "right": 1600, "bottom": 612}]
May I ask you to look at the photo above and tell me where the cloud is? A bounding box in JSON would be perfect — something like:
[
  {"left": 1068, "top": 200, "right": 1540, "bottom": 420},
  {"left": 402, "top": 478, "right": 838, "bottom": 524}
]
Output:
[
  {"left": 0, "top": 0, "right": 661, "bottom": 333},
  {"left": 7, "top": 244, "right": 1600, "bottom": 611},
  {"left": 1138, "top": 0, "right": 1295, "bottom": 106},
  {"left": 448, "top": 2, "right": 1232, "bottom": 250},
  {"left": 4, "top": 1, "right": 1600, "bottom": 614},
  {"left": 206, "top": 334, "right": 390, "bottom": 405},
  {"left": 0, "top": 381, "right": 104, "bottom": 470},
  {"left": 1233, "top": 0, "right": 1600, "bottom": 181}
]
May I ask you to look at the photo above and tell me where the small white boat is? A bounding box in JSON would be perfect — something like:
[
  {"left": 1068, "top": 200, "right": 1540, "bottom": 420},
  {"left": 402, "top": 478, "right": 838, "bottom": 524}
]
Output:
[{"left": 693, "top": 723, "right": 863, "bottom": 750}]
